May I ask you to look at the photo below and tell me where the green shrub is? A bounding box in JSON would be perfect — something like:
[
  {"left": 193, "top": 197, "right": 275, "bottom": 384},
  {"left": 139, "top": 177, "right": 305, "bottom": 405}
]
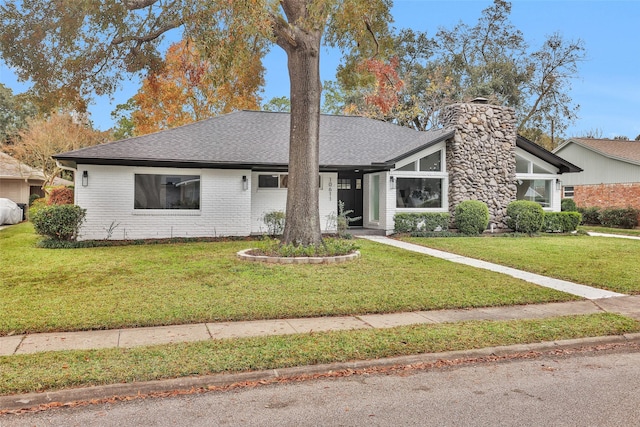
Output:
[
  {"left": 598, "top": 207, "right": 639, "bottom": 229},
  {"left": 393, "top": 213, "right": 449, "bottom": 233},
  {"left": 454, "top": 200, "right": 489, "bottom": 235},
  {"left": 31, "top": 204, "right": 86, "bottom": 241},
  {"left": 262, "top": 210, "right": 286, "bottom": 236},
  {"left": 27, "top": 198, "right": 47, "bottom": 220},
  {"left": 543, "top": 212, "right": 582, "bottom": 233},
  {"left": 47, "top": 186, "right": 74, "bottom": 205},
  {"left": 561, "top": 198, "right": 577, "bottom": 212},
  {"left": 29, "top": 193, "right": 41, "bottom": 206},
  {"left": 577, "top": 206, "right": 601, "bottom": 225},
  {"left": 506, "top": 201, "right": 544, "bottom": 234}
]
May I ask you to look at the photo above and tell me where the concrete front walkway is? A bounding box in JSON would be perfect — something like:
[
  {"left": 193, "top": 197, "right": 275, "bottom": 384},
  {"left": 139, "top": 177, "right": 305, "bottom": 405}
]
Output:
[{"left": 360, "top": 236, "right": 624, "bottom": 300}]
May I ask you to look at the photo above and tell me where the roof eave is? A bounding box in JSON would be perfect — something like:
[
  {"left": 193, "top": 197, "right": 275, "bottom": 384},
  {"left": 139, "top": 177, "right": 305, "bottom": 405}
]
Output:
[{"left": 517, "top": 136, "right": 583, "bottom": 174}]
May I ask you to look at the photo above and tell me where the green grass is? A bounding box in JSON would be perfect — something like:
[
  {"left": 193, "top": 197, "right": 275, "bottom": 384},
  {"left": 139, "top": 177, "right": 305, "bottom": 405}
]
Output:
[
  {"left": 403, "top": 233, "right": 640, "bottom": 294},
  {"left": 579, "top": 225, "right": 640, "bottom": 237},
  {"left": 0, "top": 223, "right": 576, "bottom": 335},
  {"left": 0, "top": 313, "right": 636, "bottom": 396}
]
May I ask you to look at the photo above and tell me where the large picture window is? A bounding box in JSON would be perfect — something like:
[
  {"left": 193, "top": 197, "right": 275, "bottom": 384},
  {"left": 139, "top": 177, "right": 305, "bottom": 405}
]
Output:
[
  {"left": 396, "top": 178, "right": 442, "bottom": 208},
  {"left": 516, "top": 179, "right": 552, "bottom": 208},
  {"left": 134, "top": 174, "right": 200, "bottom": 209}
]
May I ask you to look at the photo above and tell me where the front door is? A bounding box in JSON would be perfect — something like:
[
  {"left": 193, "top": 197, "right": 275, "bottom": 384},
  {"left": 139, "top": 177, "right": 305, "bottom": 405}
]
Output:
[{"left": 337, "top": 172, "right": 363, "bottom": 227}]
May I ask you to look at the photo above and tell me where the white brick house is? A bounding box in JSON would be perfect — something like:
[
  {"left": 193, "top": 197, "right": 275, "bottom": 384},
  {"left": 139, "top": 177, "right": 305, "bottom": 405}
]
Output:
[{"left": 54, "top": 102, "right": 580, "bottom": 241}]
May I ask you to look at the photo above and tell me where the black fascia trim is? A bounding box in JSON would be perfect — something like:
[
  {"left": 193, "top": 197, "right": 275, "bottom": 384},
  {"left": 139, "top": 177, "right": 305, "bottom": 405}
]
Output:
[
  {"left": 381, "top": 130, "right": 455, "bottom": 168},
  {"left": 516, "top": 136, "right": 583, "bottom": 174}
]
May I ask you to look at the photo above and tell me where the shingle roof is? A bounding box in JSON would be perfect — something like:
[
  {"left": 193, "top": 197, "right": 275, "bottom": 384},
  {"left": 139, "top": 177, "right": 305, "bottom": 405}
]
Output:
[
  {"left": 559, "top": 138, "right": 640, "bottom": 165},
  {"left": 54, "top": 111, "right": 454, "bottom": 171},
  {"left": 0, "top": 152, "right": 72, "bottom": 185}
]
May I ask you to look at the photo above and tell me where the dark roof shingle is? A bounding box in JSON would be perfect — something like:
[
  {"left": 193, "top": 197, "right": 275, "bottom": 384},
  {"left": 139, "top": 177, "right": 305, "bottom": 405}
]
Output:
[{"left": 54, "top": 111, "right": 453, "bottom": 170}]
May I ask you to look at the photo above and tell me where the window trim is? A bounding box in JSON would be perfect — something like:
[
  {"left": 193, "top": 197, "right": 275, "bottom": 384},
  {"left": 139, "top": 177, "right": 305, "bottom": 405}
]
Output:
[
  {"left": 133, "top": 173, "right": 201, "bottom": 211},
  {"left": 392, "top": 146, "right": 448, "bottom": 212}
]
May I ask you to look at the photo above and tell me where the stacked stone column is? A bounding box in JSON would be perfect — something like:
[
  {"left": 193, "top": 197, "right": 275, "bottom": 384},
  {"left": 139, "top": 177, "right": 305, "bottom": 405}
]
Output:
[{"left": 441, "top": 102, "right": 517, "bottom": 229}]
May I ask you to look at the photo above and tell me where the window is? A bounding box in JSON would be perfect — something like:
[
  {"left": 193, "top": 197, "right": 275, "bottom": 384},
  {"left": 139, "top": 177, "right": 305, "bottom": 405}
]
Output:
[
  {"left": 337, "top": 178, "right": 351, "bottom": 190},
  {"left": 516, "top": 179, "right": 552, "bottom": 207},
  {"left": 563, "top": 186, "right": 574, "bottom": 198},
  {"left": 134, "top": 174, "right": 200, "bottom": 210},
  {"left": 419, "top": 151, "right": 441, "bottom": 172},
  {"left": 371, "top": 175, "right": 380, "bottom": 221},
  {"left": 396, "top": 178, "right": 442, "bottom": 208},
  {"left": 258, "top": 174, "right": 322, "bottom": 189},
  {"left": 396, "top": 151, "right": 442, "bottom": 173}
]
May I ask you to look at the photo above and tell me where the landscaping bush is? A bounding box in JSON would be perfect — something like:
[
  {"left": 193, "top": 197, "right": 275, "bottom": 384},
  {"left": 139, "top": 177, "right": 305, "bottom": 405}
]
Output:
[
  {"left": 47, "top": 186, "right": 74, "bottom": 205},
  {"left": 543, "top": 212, "right": 582, "bottom": 233},
  {"left": 393, "top": 212, "right": 449, "bottom": 233},
  {"left": 27, "top": 198, "right": 47, "bottom": 220},
  {"left": 262, "top": 210, "right": 286, "bottom": 236},
  {"left": 577, "top": 206, "right": 601, "bottom": 225},
  {"left": 561, "top": 198, "right": 577, "bottom": 212},
  {"left": 506, "top": 200, "right": 544, "bottom": 234},
  {"left": 29, "top": 193, "right": 41, "bottom": 206},
  {"left": 598, "top": 207, "right": 639, "bottom": 229},
  {"left": 31, "top": 204, "right": 86, "bottom": 241},
  {"left": 455, "top": 200, "right": 489, "bottom": 235}
]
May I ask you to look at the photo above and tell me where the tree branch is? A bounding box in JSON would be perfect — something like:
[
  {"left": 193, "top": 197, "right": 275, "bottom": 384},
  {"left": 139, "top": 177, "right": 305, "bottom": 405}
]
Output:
[{"left": 123, "top": 0, "right": 159, "bottom": 10}]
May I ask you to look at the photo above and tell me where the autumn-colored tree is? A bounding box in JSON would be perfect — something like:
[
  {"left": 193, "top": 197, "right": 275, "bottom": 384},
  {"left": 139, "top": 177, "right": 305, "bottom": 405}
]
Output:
[
  {"left": 5, "top": 112, "right": 107, "bottom": 191},
  {"left": 131, "top": 39, "right": 264, "bottom": 135},
  {"left": 328, "top": 0, "right": 585, "bottom": 139},
  {"left": 0, "top": 0, "right": 392, "bottom": 246}
]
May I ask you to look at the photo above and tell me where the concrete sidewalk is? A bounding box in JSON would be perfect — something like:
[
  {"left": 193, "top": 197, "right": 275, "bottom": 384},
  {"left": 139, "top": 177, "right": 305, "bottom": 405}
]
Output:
[{"left": 2, "top": 297, "right": 640, "bottom": 356}]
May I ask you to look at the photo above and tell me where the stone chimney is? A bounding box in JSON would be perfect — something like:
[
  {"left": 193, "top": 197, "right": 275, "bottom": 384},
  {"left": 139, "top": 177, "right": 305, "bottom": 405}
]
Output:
[{"left": 441, "top": 101, "right": 517, "bottom": 229}]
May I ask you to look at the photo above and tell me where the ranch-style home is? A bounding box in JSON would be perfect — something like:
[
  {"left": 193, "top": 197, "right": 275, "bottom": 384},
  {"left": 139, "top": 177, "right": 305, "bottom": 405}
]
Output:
[
  {"left": 0, "top": 151, "right": 71, "bottom": 205},
  {"left": 553, "top": 138, "right": 640, "bottom": 215},
  {"left": 54, "top": 100, "right": 581, "bottom": 241}
]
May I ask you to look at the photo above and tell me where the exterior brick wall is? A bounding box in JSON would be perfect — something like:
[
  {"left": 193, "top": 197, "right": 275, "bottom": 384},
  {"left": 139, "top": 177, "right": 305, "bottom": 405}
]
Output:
[
  {"left": 573, "top": 182, "right": 640, "bottom": 222},
  {"left": 573, "top": 183, "right": 640, "bottom": 208}
]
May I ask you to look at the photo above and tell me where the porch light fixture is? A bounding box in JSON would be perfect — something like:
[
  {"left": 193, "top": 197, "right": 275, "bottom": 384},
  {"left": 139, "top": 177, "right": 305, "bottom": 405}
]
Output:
[
  {"left": 82, "top": 170, "right": 88, "bottom": 187},
  {"left": 389, "top": 175, "right": 396, "bottom": 190},
  {"left": 556, "top": 179, "right": 561, "bottom": 191},
  {"left": 242, "top": 175, "right": 249, "bottom": 191}
]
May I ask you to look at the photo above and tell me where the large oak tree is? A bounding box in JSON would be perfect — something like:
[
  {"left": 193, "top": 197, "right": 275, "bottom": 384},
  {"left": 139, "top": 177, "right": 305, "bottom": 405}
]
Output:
[{"left": 0, "top": 0, "right": 392, "bottom": 246}]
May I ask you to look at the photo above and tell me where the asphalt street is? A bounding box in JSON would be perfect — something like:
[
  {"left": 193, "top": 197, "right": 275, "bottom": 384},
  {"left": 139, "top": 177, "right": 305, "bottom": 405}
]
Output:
[{"left": 4, "top": 344, "right": 640, "bottom": 427}]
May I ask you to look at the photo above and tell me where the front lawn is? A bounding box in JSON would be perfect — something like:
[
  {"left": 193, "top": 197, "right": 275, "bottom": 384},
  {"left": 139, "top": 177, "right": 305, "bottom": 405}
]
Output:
[
  {"left": 403, "top": 234, "right": 640, "bottom": 294},
  {"left": 0, "top": 223, "right": 576, "bottom": 335}
]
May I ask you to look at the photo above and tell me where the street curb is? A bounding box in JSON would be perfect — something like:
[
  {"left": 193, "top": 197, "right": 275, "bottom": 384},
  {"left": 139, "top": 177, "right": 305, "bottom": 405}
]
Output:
[{"left": 3, "top": 333, "right": 640, "bottom": 412}]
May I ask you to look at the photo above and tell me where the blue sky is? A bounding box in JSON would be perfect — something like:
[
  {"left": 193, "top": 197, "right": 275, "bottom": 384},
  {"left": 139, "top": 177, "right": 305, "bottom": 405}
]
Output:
[{"left": 1, "top": 0, "right": 638, "bottom": 139}]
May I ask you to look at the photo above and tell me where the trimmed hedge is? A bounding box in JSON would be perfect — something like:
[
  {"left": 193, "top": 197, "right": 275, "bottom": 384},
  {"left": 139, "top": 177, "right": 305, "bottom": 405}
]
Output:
[
  {"left": 506, "top": 201, "right": 544, "bottom": 234},
  {"left": 598, "top": 207, "right": 639, "bottom": 229},
  {"left": 31, "top": 204, "right": 86, "bottom": 241},
  {"left": 577, "top": 206, "right": 601, "bottom": 225},
  {"left": 543, "top": 212, "right": 582, "bottom": 233},
  {"left": 394, "top": 212, "right": 450, "bottom": 233},
  {"left": 455, "top": 200, "right": 489, "bottom": 235}
]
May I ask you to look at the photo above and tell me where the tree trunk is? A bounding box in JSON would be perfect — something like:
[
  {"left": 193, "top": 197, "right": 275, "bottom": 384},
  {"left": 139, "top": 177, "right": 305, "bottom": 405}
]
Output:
[{"left": 280, "top": 29, "right": 323, "bottom": 247}]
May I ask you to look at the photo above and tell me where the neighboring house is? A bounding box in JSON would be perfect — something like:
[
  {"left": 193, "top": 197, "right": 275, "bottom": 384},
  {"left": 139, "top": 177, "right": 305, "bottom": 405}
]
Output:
[
  {"left": 54, "top": 101, "right": 581, "bottom": 241},
  {"left": 0, "top": 152, "right": 71, "bottom": 205},
  {"left": 553, "top": 138, "right": 640, "bottom": 212}
]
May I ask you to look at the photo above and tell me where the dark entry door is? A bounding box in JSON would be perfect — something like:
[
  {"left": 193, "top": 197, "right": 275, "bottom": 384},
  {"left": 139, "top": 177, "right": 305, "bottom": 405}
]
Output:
[{"left": 337, "top": 171, "right": 363, "bottom": 227}]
